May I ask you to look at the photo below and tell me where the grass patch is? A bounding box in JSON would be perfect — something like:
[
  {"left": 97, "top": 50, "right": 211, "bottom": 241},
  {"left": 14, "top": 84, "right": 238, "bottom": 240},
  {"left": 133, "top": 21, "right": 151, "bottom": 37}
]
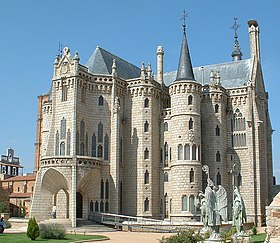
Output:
[
  {"left": 0, "top": 233, "right": 108, "bottom": 242},
  {"left": 250, "top": 233, "right": 266, "bottom": 243}
]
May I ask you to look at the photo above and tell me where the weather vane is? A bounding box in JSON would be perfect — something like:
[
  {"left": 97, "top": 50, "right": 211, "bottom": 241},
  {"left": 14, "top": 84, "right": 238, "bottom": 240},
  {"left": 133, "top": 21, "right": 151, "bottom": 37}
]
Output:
[
  {"left": 231, "top": 17, "right": 240, "bottom": 38},
  {"left": 181, "top": 10, "right": 188, "bottom": 34}
]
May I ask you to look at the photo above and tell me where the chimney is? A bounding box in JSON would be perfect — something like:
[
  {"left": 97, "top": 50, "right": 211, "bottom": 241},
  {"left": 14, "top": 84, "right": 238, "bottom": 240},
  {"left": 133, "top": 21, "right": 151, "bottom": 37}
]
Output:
[
  {"left": 156, "top": 46, "right": 164, "bottom": 84},
  {"left": 248, "top": 20, "right": 260, "bottom": 61}
]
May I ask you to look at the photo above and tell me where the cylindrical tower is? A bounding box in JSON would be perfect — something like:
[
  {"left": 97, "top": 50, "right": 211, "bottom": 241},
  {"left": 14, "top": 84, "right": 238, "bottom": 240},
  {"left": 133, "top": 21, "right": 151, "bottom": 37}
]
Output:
[{"left": 157, "top": 46, "right": 164, "bottom": 85}]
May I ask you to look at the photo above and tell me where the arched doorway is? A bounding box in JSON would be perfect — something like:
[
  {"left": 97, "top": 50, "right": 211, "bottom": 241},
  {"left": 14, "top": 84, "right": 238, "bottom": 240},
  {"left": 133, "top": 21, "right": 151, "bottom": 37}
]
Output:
[{"left": 76, "top": 192, "right": 83, "bottom": 218}]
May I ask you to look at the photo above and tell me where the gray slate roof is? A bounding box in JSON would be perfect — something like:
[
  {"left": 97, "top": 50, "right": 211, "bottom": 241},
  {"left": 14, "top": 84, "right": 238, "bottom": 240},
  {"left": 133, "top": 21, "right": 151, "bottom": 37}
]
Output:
[
  {"left": 164, "top": 59, "right": 252, "bottom": 89},
  {"left": 86, "top": 46, "right": 141, "bottom": 79}
]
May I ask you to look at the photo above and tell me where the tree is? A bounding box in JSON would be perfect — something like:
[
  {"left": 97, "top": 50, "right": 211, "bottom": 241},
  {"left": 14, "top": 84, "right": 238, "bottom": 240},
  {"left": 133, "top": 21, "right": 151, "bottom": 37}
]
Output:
[
  {"left": 27, "top": 217, "right": 40, "bottom": 240},
  {"left": 0, "top": 202, "right": 8, "bottom": 213}
]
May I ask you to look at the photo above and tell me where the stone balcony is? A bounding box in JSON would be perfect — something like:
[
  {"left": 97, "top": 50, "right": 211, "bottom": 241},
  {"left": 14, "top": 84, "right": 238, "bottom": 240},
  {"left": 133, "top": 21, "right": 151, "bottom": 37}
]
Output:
[{"left": 40, "top": 156, "right": 102, "bottom": 169}]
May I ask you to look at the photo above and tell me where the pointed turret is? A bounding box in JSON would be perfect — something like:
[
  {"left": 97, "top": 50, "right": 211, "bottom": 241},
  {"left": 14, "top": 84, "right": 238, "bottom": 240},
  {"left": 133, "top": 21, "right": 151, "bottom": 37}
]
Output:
[
  {"left": 175, "top": 13, "right": 195, "bottom": 81},
  {"left": 231, "top": 17, "right": 243, "bottom": 61}
]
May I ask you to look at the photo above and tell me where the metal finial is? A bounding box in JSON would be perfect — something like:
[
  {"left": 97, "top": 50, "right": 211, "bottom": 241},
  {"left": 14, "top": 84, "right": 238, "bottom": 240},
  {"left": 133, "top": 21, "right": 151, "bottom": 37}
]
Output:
[
  {"left": 231, "top": 17, "right": 240, "bottom": 39},
  {"left": 181, "top": 10, "right": 188, "bottom": 34},
  {"left": 57, "top": 41, "right": 63, "bottom": 57}
]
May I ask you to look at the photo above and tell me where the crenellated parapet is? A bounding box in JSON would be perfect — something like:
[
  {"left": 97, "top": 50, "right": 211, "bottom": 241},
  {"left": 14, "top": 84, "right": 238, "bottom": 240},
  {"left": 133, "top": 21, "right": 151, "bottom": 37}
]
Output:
[{"left": 169, "top": 81, "right": 201, "bottom": 96}]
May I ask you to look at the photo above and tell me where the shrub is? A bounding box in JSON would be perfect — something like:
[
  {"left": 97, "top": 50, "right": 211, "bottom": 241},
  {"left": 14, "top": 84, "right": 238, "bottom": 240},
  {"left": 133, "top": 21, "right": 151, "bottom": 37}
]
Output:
[
  {"left": 160, "top": 228, "right": 204, "bottom": 243},
  {"left": 27, "top": 217, "right": 40, "bottom": 240},
  {"left": 220, "top": 227, "right": 237, "bottom": 242},
  {"left": 0, "top": 202, "right": 9, "bottom": 213},
  {"left": 252, "top": 226, "right": 257, "bottom": 235},
  {"left": 40, "top": 223, "right": 66, "bottom": 239}
]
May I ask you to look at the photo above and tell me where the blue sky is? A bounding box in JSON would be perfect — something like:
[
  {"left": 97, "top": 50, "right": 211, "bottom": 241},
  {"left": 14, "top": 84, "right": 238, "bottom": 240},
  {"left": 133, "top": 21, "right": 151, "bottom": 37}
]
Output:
[{"left": 0, "top": 1, "right": 279, "bottom": 182}]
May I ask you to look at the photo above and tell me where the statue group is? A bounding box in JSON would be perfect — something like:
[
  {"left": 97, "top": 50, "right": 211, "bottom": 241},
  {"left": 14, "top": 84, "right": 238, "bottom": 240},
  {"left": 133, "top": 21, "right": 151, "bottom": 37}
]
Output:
[{"left": 199, "top": 165, "right": 247, "bottom": 241}]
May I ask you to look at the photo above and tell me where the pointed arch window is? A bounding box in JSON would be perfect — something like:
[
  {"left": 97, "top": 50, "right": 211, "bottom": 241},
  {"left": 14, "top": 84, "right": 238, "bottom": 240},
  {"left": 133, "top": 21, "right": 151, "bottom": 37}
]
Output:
[
  {"left": 100, "top": 201, "right": 104, "bottom": 212},
  {"left": 144, "top": 98, "right": 149, "bottom": 108},
  {"left": 85, "top": 133, "right": 88, "bottom": 156},
  {"left": 164, "top": 142, "right": 168, "bottom": 166},
  {"left": 215, "top": 104, "right": 219, "bottom": 113},
  {"left": 178, "top": 144, "right": 183, "bottom": 160},
  {"left": 98, "top": 122, "right": 103, "bottom": 142},
  {"left": 182, "top": 195, "right": 188, "bottom": 211},
  {"left": 164, "top": 172, "right": 168, "bottom": 182},
  {"left": 216, "top": 125, "right": 220, "bottom": 136},
  {"left": 189, "top": 118, "right": 193, "bottom": 130},
  {"left": 92, "top": 133, "right": 96, "bottom": 157},
  {"left": 232, "top": 109, "right": 246, "bottom": 147},
  {"left": 55, "top": 131, "right": 59, "bottom": 156},
  {"left": 188, "top": 95, "right": 193, "bottom": 105},
  {"left": 60, "top": 117, "right": 66, "bottom": 139},
  {"left": 169, "top": 147, "right": 172, "bottom": 162},
  {"left": 184, "top": 144, "right": 190, "bottom": 160},
  {"left": 144, "top": 197, "right": 149, "bottom": 212},
  {"left": 144, "top": 121, "right": 149, "bottom": 132},
  {"left": 190, "top": 168, "right": 194, "bottom": 183},
  {"left": 192, "top": 144, "right": 197, "bottom": 160},
  {"left": 164, "top": 193, "right": 169, "bottom": 218},
  {"left": 105, "top": 201, "right": 109, "bottom": 212},
  {"left": 237, "top": 173, "right": 242, "bottom": 187},
  {"left": 144, "top": 170, "right": 149, "bottom": 184},
  {"left": 98, "top": 95, "right": 104, "bottom": 106},
  {"left": 198, "top": 145, "right": 200, "bottom": 161},
  {"left": 98, "top": 145, "right": 103, "bottom": 158},
  {"left": 76, "top": 131, "right": 79, "bottom": 155},
  {"left": 144, "top": 148, "right": 149, "bottom": 159},
  {"left": 95, "top": 201, "right": 99, "bottom": 212},
  {"left": 60, "top": 142, "right": 65, "bottom": 156},
  {"left": 217, "top": 172, "right": 221, "bottom": 185},
  {"left": 80, "top": 142, "right": 85, "bottom": 156},
  {"left": 80, "top": 120, "right": 85, "bottom": 141},
  {"left": 216, "top": 151, "right": 221, "bottom": 162},
  {"left": 66, "top": 129, "right": 71, "bottom": 155},
  {"left": 104, "top": 134, "right": 109, "bottom": 160}
]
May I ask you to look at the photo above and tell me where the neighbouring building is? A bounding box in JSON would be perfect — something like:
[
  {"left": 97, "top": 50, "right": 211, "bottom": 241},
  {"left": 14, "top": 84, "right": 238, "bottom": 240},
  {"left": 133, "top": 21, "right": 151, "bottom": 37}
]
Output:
[
  {"left": 0, "top": 148, "right": 22, "bottom": 179},
  {"left": 31, "top": 19, "right": 273, "bottom": 227}
]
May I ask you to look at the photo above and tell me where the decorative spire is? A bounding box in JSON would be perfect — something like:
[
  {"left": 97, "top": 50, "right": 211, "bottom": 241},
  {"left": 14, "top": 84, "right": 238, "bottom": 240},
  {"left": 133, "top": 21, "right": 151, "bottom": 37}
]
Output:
[
  {"left": 175, "top": 10, "right": 195, "bottom": 81},
  {"left": 231, "top": 17, "right": 243, "bottom": 61}
]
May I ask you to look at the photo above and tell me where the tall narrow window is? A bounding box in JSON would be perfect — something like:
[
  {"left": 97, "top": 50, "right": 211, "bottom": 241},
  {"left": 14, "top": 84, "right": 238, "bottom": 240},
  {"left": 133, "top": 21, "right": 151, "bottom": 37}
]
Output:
[
  {"left": 85, "top": 133, "right": 88, "bottom": 156},
  {"left": 60, "top": 117, "right": 66, "bottom": 139},
  {"left": 216, "top": 125, "right": 220, "bottom": 136},
  {"left": 144, "top": 148, "right": 149, "bottom": 159},
  {"left": 232, "top": 109, "right": 246, "bottom": 147},
  {"left": 80, "top": 142, "right": 85, "bottom": 156},
  {"left": 182, "top": 195, "right": 188, "bottom": 211},
  {"left": 164, "top": 142, "right": 168, "bottom": 166},
  {"left": 95, "top": 201, "right": 99, "bottom": 212},
  {"left": 62, "top": 84, "right": 67, "bottom": 102},
  {"left": 100, "top": 201, "right": 104, "bottom": 212},
  {"left": 188, "top": 95, "right": 193, "bottom": 105},
  {"left": 60, "top": 142, "right": 65, "bottom": 156},
  {"left": 144, "top": 170, "right": 149, "bottom": 184},
  {"left": 98, "top": 95, "right": 104, "bottom": 106},
  {"left": 184, "top": 144, "right": 190, "bottom": 160},
  {"left": 215, "top": 104, "right": 219, "bottom": 113},
  {"left": 217, "top": 172, "right": 221, "bottom": 185},
  {"left": 178, "top": 144, "right": 183, "bottom": 160},
  {"left": 104, "top": 134, "right": 109, "bottom": 160},
  {"left": 55, "top": 131, "right": 59, "bottom": 156},
  {"left": 76, "top": 132, "right": 79, "bottom": 155},
  {"left": 164, "top": 122, "right": 168, "bottom": 131},
  {"left": 144, "top": 98, "right": 149, "bottom": 108},
  {"left": 164, "top": 172, "right": 168, "bottom": 182},
  {"left": 165, "top": 193, "right": 168, "bottom": 218},
  {"left": 216, "top": 151, "right": 221, "bottom": 162},
  {"left": 192, "top": 144, "right": 197, "bottom": 160},
  {"left": 190, "top": 168, "right": 194, "bottom": 183},
  {"left": 98, "top": 122, "right": 103, "bottom": 142},
  {"left": 66, "top": 129, "right": 71, "bottom": 155},
  {"left": 198, "top": 145, "right": 200, "bottom": 161},
  {"left": 169, "top": 147, "right": 172, "bottom": 162},
  {"left": 144, "top": 121, "right": 149, "bottom": 132},
  {"left": 160, "top": 148, "right": 163, "bottom": 165},
  {"left": 237, "top": 173, "right": 242, "bottom": 187},
  {"left": 189, "top": 118, "right": 193, "bottom": 130},
  {"left": 144, "top": 197, "right": 149, "bottom": 212},
  {"left": 80, "top": 120, "right": 85, "bottom": 141},
  {"left": 92, "top": 134, "right": 96, "bottom": 157},
  {"left": 189, "top": 195, "right": 195, "bottom": 211},
  {"left": 105, "top": 201, "right": 109, "bottom": 212},
  {"left": 98, "top": 145, "right": 103, "bottom": 158},
  {"left": 100, "top": 179, "right": 104, "bottom": 199},
  {"left": 105, "top": 179, "right": 109, "bottom": 199}
]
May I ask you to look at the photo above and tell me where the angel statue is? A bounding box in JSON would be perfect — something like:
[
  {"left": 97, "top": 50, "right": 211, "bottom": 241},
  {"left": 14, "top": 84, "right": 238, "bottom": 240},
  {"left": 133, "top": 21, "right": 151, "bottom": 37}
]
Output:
[
  {"left": 201, "top": 165, "right": 228, "bottom": 240},
  {"left": 232, "top": 186, "right": 247, "bottom": 236}
]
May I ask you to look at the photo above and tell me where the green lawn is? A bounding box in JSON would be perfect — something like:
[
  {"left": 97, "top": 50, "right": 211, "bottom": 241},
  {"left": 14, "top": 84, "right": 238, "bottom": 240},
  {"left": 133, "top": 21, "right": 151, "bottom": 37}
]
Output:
[
  {"left": 0, "top": 233, "right": 108, "bottom": 243},
  {"left": 250, "top": 233, "right": 266, "bottom": 243}
]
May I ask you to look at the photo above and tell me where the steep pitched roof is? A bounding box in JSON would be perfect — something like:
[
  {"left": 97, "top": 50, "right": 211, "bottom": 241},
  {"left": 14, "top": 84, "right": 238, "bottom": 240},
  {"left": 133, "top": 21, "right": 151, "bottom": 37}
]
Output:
[
  {"left": 86, "top": 46, "right": 141, "bottom": 79},
  {"left": 164, "top": 59, "right": 252, "bottom": 89},
  {"left": 175, "top": 32, "right": 195, "bottom": 81}
]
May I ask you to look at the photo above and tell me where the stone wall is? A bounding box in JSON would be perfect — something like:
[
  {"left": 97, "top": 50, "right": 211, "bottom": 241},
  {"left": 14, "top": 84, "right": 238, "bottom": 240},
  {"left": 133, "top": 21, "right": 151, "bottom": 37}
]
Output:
[{"left": 266, "top": 191, "right": 280, "bottom": 238}]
